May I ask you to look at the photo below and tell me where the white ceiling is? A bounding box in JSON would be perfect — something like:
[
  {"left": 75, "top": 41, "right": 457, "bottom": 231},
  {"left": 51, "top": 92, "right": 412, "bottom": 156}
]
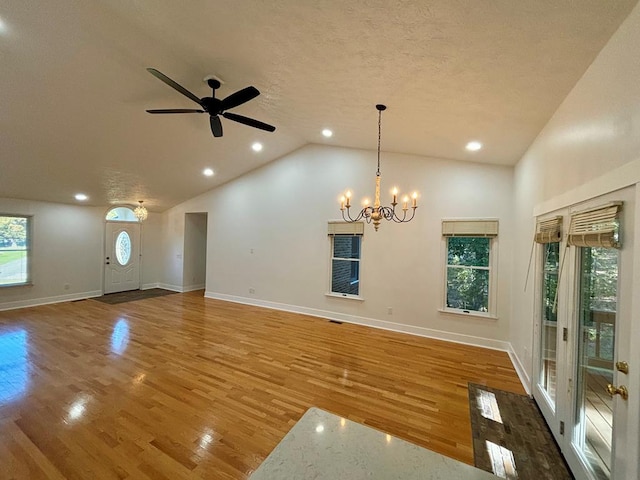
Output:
[{"left": 1, "top": 0, "right": 637, "bottom": 211}]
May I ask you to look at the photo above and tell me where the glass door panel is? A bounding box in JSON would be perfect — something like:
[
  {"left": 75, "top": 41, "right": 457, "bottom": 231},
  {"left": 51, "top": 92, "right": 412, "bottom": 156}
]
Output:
[
  {"left": 574, "top": 246, "right": 618, "bottom": 479},
  {"left": 539, "top": 242, "right": 560, "bottom": 404}
]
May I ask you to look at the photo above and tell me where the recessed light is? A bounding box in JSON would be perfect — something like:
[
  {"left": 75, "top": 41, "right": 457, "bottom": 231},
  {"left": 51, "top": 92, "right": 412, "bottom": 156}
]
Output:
[
  {"left": 466, "top": 141, "right": 483, "bottom": 151},
  {"left": 252, "top": 142, "right": 263, "bottom": 152},
  {"left": 322, "top": 129, "right": 333, "bottom": 138},
  {"left": 75, "top": 193, "right": 88, "bottom": 201},
  {"left": 203, "top": 168, "right": 214, "bottom": 177}
]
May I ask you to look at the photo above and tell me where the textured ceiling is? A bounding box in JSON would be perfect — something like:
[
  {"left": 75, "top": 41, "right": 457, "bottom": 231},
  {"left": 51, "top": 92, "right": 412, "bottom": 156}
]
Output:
[{"left": 0, "top": 0, "right": 637, "bottom": 211}]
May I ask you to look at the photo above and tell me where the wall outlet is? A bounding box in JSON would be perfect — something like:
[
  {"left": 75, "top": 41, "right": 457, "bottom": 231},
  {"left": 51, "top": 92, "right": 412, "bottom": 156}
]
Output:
[
  {"left": 387, "top": 307, "right": 393, "bottom": 315},
  {"left": 249, "top": 288, "right": 255, "bottom": 294}
]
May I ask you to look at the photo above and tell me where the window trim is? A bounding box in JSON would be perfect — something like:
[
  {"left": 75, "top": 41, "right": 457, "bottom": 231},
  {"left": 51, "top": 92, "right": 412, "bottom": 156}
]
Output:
[
  {"left": 327, "top": 231, "right": 363, "bottom": 300},
  {"left": 441, "top": 234, "right": 498, "bottom": 318},
  {"left": 0, "top": 214, "right": 33, "bottom": 288}
]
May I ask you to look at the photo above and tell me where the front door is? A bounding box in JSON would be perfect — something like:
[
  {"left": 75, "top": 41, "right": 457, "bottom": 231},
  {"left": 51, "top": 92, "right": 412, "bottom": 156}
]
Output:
[{"left": 104, "top": 222, "right": 140, "bottom": 294}]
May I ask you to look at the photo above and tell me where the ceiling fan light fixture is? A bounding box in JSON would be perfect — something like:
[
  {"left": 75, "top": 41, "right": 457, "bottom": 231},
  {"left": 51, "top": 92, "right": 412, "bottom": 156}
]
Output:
[{"left": 145, "top": 68, "right": 276, "bottom": 138}]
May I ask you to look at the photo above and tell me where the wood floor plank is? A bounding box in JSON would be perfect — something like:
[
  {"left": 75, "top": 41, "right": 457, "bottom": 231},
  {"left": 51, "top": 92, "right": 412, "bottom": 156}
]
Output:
[{"left": 0, "top": 291, "right": 525, "bottom": 479}]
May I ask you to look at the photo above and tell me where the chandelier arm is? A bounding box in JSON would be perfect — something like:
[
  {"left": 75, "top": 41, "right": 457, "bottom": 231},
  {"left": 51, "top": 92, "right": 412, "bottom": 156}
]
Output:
[
  {"left": 402, "top": 207, "right": 418, "bottom": 222},
  {"left": 343, "top": 207, "right": 375, "bottom": 223}
]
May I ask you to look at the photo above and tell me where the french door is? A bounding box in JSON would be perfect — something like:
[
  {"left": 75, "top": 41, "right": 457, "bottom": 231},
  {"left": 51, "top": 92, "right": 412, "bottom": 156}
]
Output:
[{"left": 532, "top": 187, "right": 638, "bottom": 480}]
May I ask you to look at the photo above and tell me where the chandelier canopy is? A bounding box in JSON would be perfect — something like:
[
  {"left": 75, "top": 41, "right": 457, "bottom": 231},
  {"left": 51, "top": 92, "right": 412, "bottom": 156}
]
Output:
[
  {"left": 340, "top": 104, "right": 418, "bottom": 231},
  {"left": 134, "top": 200, "right": 148, "bottom": 222}
]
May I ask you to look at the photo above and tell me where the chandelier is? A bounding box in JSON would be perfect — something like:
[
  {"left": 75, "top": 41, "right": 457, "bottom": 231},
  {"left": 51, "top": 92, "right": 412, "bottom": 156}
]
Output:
[
  {"left": 134, "top": 200, "right": 148, "bottom": 222},
  {"left": 340, "top": 104, "right": 418, "bottom": 231}
]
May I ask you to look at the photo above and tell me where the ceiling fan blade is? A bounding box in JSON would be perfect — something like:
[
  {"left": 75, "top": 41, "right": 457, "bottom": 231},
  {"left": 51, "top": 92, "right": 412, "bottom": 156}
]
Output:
[
  {"left": 146, "top": 68, "right": 203, "bottom": 106},
  {"left": 222, "top": 112, "right": 276, "bottom": 132},
  {"left": 219, "top": 86, "right": 260, "bottom": 111},
  {"left": 210, "top": 115, "right": 223, "bottom": 137},
  {"left": 146, "top": 109, "right": 205, "bottom": 114}
]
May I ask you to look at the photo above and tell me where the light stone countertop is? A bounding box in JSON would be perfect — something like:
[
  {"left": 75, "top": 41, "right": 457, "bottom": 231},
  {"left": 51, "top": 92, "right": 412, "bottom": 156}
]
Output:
[{"left": 250, "top": 407, "right": 500, "bottom": 479}]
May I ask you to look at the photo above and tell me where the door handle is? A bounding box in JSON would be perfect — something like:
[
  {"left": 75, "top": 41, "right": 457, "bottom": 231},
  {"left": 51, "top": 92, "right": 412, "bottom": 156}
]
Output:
[{"left": 606, "top": 384, "right": 628, "bottom": 400}]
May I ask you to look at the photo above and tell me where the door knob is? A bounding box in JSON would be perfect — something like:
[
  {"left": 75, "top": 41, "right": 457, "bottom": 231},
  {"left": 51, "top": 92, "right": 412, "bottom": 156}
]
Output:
[
  {"left": 606, "top": 384, "right": 628, "bottom": 400},
  {"left": 616, "top": 361, "right": 629, "bottom": 374}
]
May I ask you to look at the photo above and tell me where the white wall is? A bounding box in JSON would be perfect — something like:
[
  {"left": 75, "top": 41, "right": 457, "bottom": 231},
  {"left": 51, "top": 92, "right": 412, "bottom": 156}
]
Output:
[
  {"left": 511, "top": 3, "right": 640, "bottom": 385},
  {"left": 162, "top": 144, "right": 514, "bottom": 349},
  {"left": 0, "top": 198, "right": 163, "bottom": 309},
  {"left": 183, "top": 213, "right": 207, "bottom": 291},
  {"left": 141, "top": 212, "right": 162, "bottom": 289}
]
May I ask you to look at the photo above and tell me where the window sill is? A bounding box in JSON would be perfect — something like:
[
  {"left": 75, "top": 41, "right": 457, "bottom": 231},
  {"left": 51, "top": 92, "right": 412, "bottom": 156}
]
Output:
[
  {"left": 0, "top": 282, "right": 33, "bottom": 288},
  {"left": 325, "top": 292, "right": 364, "bottom": 302},
  {"left": 438, "top": 308, "right": 498, "bottom": 320}
]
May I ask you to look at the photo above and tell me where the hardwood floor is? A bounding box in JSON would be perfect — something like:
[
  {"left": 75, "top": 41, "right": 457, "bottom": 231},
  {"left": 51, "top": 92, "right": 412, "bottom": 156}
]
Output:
[{"left": 0, "top": 291, "right": 525, "bottom": 479}]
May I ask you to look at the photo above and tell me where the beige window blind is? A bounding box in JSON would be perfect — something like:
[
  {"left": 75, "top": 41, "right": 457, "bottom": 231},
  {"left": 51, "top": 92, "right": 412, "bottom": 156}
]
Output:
[
  {"left": 328, "top": 221, "right": 364, "bottom": 235},
  {"left": 535, "top": 216, "right": 563, "bottom": 244},
  {"left": 567, "top": 202, "right": 622, "bottom": 248},
  {"left": 442, "top": 220, "right": 498, "bottom": 237}
]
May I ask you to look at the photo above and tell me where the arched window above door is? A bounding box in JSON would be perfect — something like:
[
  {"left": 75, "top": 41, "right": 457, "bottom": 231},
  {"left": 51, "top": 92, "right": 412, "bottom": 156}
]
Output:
[{"left": 105, "top": 206, "right": 137, "bottom": 222}]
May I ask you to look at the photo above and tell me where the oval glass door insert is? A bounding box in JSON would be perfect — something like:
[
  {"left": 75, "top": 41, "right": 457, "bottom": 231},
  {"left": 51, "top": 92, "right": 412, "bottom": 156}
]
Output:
[{"left": 115, "top": 231, "right": 132, "bottom": 265}]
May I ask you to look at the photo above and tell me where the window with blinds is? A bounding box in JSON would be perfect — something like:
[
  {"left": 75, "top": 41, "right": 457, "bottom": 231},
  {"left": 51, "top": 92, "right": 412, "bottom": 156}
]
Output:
[
  {"left": 442, "top": 219, "right": 498, "bottom": 316},
  {"left": 442, "top": 219, "right": 498, "bottom": 237},
  {"left": 535, "top": 216, "right": 562, "bottom": 244},
  {"left": 567, "top": 203, "right": 622, "bottom": 249}
]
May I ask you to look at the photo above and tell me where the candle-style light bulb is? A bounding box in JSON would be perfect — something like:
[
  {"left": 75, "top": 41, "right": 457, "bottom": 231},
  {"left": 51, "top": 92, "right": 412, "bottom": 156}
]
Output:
[
  {"left": 363, "top": 198, "right": 370, "bottom": 207},
  {"left": 402, "top": 195, "right": 409, "bottom": 210},
  {"left": 340, "top": 195, "right": 346, "bottom": 210},
  {"left": 345, "top": 190, "right": 352, "bottom": 208},
  {"left": 412, "top": 191, "right": 418, "bottom": 208},
  {"left": 392, "top": 187, "right": 398, "bottom": 204}
]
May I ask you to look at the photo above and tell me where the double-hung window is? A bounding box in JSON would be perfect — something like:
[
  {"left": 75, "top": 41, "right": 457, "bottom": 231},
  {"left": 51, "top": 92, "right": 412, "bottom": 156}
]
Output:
[
  {"left": 442, "top": 220, "right": 498, "bottom": 315},
  {"left": 0, "top": 215, "right": 32, "bottom": 287},
  {"left": 328, "top": 222, "right": 363, "bottom": 297}
]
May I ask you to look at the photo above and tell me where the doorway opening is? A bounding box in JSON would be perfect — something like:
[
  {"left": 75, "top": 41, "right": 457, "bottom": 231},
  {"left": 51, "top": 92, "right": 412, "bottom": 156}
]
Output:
[{"left": 183, "top": 213, "right": 207, "bottom": 292}]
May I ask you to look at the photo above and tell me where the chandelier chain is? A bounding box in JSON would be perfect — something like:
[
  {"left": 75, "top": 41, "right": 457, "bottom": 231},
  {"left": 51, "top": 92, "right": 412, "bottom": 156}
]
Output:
[{"left": 377, "top": 108, "right": 382, "bottom": 176}]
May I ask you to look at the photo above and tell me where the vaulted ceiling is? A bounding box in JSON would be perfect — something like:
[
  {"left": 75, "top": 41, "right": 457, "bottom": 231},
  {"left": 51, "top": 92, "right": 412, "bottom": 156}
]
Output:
[{"left": 1, "top": 1, "right": 637, "bottom": 211}]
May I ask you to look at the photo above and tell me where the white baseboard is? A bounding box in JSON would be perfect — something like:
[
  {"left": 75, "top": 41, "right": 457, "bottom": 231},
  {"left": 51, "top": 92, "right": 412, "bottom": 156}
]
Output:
[
  {"left": 204, "top": 291, "right": 515, "bottom": 353},
  {"left": 182, "top": 283, "right": 205, "bottom": 292},
  {"left": 0, "top": 290, "right": 103, "bottom": 312},
  {"left": 158, "top": 283, "right": 185, "bottom": 293},
  {"left": 507, "top": 346, "right": 531, "bottom": 395},
  {"left": 141, "top": 283, "right": 160, "bottom": 290}
]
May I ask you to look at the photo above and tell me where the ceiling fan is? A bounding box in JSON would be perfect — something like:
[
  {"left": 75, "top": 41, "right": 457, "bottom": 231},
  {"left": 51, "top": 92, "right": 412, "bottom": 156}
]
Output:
[{"left": 145, "top": 68, "right": 276, "bottom": 138}]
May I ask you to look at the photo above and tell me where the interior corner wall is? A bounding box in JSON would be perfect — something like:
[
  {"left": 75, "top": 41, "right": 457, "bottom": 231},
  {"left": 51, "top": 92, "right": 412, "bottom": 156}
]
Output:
[
  {"left": 0, "top": 198, "right": 104, "bottom": 309},
  {"left": 162, "top": 144, "right": 515, "bottom": 349},
  {"left": 511, "top": 3, "right": 640, "bottom": 383},
  {"left": 0, "top": 198, "right": 163, "bottom": 310}
]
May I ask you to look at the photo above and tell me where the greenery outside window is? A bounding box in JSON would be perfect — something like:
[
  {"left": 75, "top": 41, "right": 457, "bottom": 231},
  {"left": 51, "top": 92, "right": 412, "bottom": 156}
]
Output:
[
  {"left": 0, "top": 215, "right": 32, "bottom": 287},
  {"left": 446, "top": 237, "right": 491, "bottom": 313},
  {"left": 442, "top": 219, "right": 498, "bottom": 316}
]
